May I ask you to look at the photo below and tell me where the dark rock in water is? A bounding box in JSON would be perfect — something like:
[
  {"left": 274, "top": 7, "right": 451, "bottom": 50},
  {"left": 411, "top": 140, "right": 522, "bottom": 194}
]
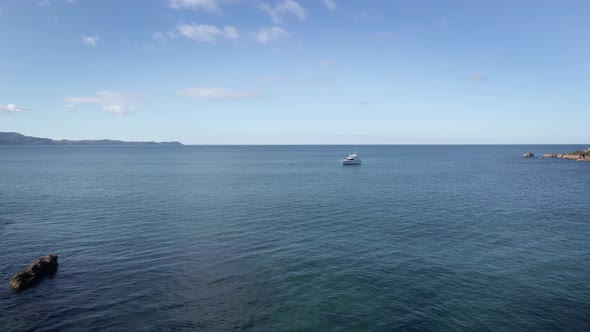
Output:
[
  {"left": 9, "top": 255, "right": 58, "bottom": 290},
  {"left": 523, "top": 152, "right": 535, "bottom": 158}
]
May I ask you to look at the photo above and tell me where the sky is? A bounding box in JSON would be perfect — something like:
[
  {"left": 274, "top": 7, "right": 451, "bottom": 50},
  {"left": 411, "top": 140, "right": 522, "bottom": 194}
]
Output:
[{"left": 0, "top": 0, "right": 588, "bottom": 144}]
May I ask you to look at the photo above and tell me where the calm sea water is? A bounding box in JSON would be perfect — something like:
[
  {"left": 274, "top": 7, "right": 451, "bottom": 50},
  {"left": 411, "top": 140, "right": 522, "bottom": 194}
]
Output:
[{"left": 1, "top": 145, "right": 589, "bottom": 331}]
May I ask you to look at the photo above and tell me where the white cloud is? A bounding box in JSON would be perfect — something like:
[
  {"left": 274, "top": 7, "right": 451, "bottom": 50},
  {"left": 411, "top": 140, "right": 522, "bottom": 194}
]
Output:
[
  {"left": 259, "top": 0, "right": 305, "bottom": 24},
  {"left": 177, "top": 24, "right": 239, "bottom": 42},
  {"left": 168, "top": 0, "right": 235, "bottom": 12},
  {"left": 253, "top": 27, "right": 288, "bottom": 44},
  {"left": 0, "top": 104, "right": 30, "bottom": 112},
  {"left": 81, "top": 34, "right": 100, "bottom": 47},
  {"left": 319, "top": 58, "right": 333, "bottom": 66},
  {"left": 321, "top": 0, "right": 336, "bottom": 11},
  {"left": 177, "top": 87, "right": 260, "bottom": 100},
  {"left": 102, "top": 105, "right": 139, "bottom": 116},
  {"left": 463, "top": 73, "right": 488, "bottom": 81},
  {"left": 64, "top": 91, "right": 140, "bottom": 116}
]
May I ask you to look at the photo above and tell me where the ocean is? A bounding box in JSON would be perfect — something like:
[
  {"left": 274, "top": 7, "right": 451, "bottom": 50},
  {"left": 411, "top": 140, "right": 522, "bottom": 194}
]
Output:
[{"left": 0, "top": 145, "right": 589, "bottom": 331}]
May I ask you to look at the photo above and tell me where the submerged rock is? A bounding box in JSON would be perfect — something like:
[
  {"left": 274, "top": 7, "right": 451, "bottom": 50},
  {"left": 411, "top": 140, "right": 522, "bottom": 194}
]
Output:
[
  {"left": 523, "top": 152, "right": 535, "bottom": 158},
  {"left": 9, "top": 255, "right": 58, "bottom": 291}
]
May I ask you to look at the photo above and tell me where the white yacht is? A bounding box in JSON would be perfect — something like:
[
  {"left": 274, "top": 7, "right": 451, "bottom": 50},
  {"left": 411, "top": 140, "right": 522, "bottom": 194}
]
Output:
[{"left": 341, "top": 153, "right": 361, "bottom": 165}]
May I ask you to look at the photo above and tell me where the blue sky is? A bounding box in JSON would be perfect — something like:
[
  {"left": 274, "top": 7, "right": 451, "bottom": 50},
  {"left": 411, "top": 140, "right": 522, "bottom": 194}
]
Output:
[{"left": 0, "top": 0, "right": 588, "bottom": 144}]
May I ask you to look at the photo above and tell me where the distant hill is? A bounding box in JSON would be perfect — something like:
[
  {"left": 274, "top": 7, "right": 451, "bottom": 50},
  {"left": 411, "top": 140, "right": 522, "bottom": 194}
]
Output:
[{"left": 0, "top": 132, "right": 183, "bottom": 146}]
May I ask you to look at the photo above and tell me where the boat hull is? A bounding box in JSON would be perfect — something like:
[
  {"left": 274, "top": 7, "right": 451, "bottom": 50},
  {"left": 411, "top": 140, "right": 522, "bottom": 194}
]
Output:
[{"left": 341, "top": 160, "right": 361, "bottom": 165}]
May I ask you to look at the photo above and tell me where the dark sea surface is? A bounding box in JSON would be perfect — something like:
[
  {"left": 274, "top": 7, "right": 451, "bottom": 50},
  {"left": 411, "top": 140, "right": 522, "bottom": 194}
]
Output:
[{"left": 1, "top": 145, "right": 589, "bottom": 331}]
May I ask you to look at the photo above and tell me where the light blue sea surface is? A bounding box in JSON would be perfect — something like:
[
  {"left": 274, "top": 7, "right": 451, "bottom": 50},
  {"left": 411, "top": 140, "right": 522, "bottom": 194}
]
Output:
[{"left": 1, "top": 145, "right": 589, "bottom": 331}]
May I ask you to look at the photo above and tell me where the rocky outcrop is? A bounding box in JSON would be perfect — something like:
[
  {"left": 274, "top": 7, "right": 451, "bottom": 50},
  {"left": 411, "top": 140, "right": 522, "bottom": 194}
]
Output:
[
  {"left": 9, "top": 255, "right": 59, "bottom": 290},
  {"left": 523, "top": 152, "right": 535, "bottom": 157},
  {"left": 544, "top": 148, "right": 590, "bottom": 161}
]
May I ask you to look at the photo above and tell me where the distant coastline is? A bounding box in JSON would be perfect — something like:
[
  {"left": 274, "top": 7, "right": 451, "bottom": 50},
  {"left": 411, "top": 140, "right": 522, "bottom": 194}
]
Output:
[{"left": 0, "top": 132, "right": 183, "bottom": 146}]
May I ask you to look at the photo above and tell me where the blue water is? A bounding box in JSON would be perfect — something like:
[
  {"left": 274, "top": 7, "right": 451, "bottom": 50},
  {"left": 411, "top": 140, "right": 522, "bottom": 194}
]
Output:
[{"left": 1, "top": 145, "right": 589, "bottom": 331}]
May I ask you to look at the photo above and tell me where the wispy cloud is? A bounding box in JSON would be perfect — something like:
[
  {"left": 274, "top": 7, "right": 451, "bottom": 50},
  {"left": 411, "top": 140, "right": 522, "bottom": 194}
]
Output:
[
  {"left": 260, "top": 75, "right": 277, "bottom": 81},
  {"left": 463, "top": 73, "right": 489, "bottom": 81},
  {"left": 253, "top": 26, "right": 288, "bottom": 44},
  {"left": 153, "top": 32, "right": 167, "bottom": 44},
  {"left": 259, "top": 0, "right": 305, "bottom": 24},
  {"left": 358, "top": 10, "right": 370, "bottom": 19},
  {"left": 168, "top": 0, "right": 235, "bottom": 12},
  {"left": 64, "top": 91, "right": 140, "bottom": 116},
  {"left": 35, "top": 0, "right": 52, "bottom": 6},
  {"left": 321, "top": 0, "right": 336, "bottom": 11},
  {"left": 102, "top": 105, "right": 139, "bottom": 115},
  {"left": 33, "top": 0, "right": 78, "bottom": 6},
  {"left": 177, "top": 87, "right": 261, "bottom": 100},
  {"left": 143, "top": 31, "right": 177, "bottom": 49},
  {"left": 81, "top": 34, "right": 100, "bottom": 47},
  {"left": 319, "top": 58, "right": 333, "bottom": 66},
  {"left": 0, "top": 104, "right": 30, "bottom": 112},
  {"left": 65, "top": 91, "right": 137, "bottom": 105},
  {"left": 401, "top": 25, "right": 425, "bottom": 33},
  {"left": 372, "top": 31, "right": 396, "bottom": 40},
  {"left": 177, "top": 24, "right": 239, "bottom": 42}
]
